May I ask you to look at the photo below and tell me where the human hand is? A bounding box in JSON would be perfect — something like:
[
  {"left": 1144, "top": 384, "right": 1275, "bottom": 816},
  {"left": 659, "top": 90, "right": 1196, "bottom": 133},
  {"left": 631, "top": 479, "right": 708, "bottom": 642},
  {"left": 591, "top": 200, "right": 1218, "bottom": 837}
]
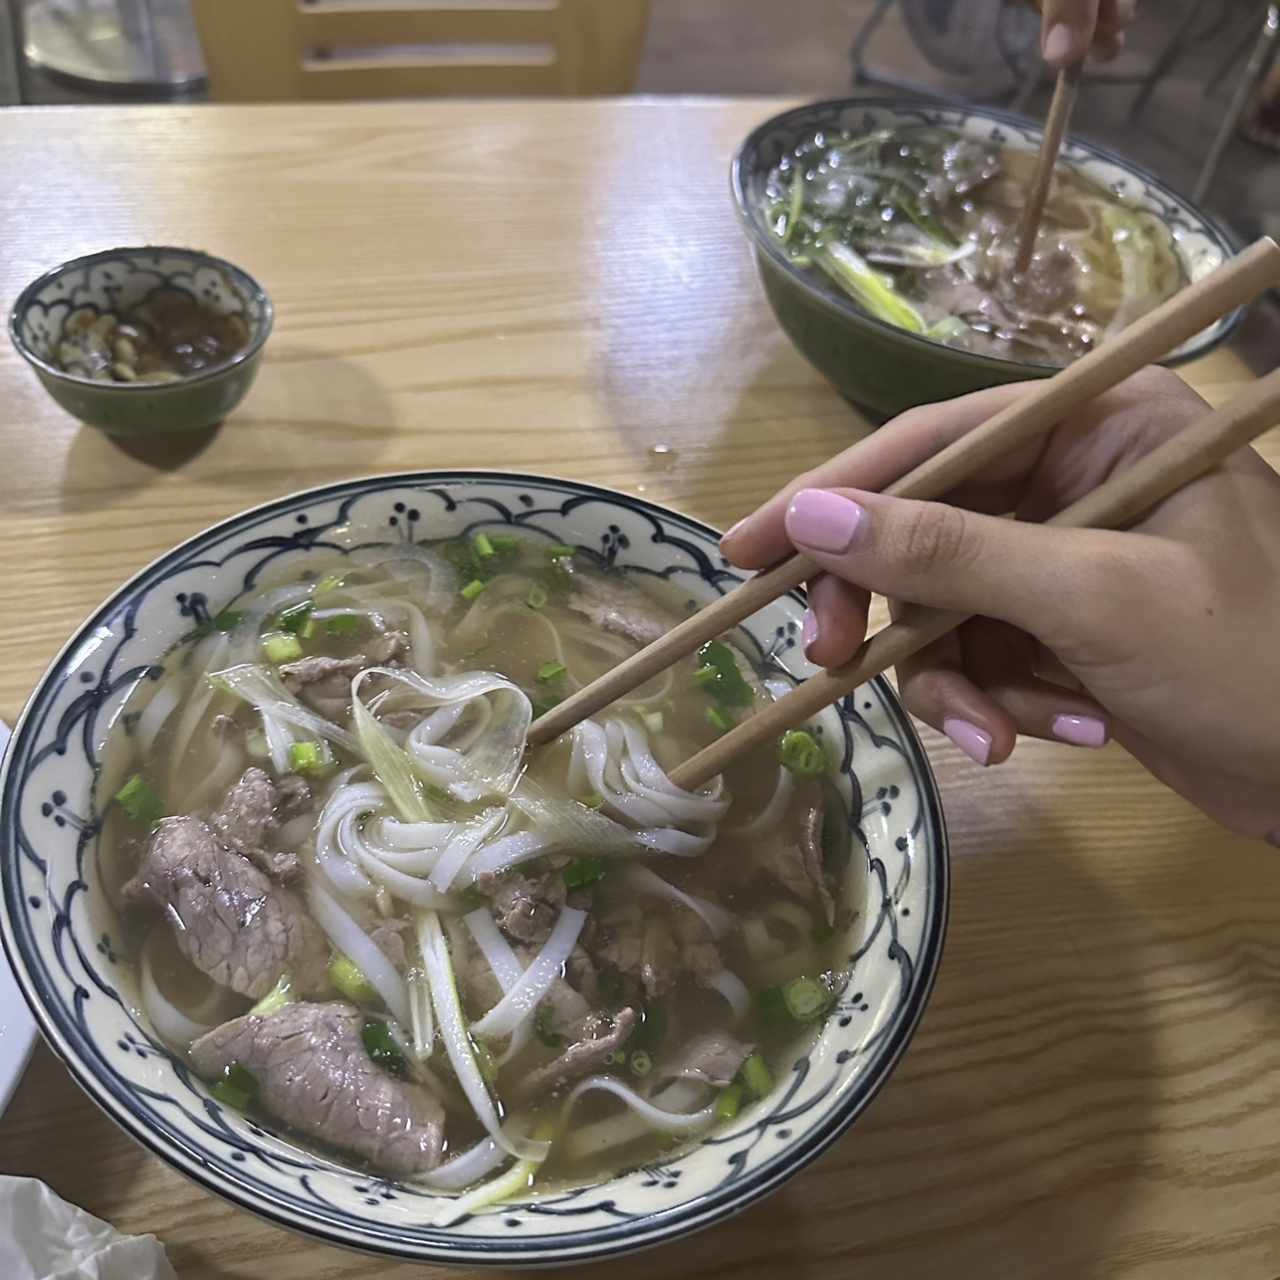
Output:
[
  {"left": 1039, "top": 0, "right": 1135, "bottom": 68},
  {"left": 721, "top": 369, "right": 1280, "bottom": 844}
]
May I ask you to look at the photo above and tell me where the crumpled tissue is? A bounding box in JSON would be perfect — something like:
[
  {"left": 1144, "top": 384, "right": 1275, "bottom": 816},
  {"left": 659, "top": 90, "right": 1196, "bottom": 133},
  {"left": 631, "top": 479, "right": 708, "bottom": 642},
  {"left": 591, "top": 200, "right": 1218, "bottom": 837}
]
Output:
[{"left": 0, "top": 1177, "right": 177, "bottom": 1280}]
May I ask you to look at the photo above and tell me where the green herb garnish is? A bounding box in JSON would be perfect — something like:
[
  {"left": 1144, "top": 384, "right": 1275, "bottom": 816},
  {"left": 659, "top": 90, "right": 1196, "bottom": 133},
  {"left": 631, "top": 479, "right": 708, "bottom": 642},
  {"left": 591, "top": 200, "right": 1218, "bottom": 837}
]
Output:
[{"left": 114, "top": 774, "right": 164, "bottom": 826}]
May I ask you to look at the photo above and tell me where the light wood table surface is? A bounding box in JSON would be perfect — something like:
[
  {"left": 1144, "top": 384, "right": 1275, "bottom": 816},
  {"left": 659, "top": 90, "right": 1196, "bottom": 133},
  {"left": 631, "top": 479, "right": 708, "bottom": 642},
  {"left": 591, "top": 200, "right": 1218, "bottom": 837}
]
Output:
[{"left": 1, "top": 99, "right": 1279, "bottom": 1280}]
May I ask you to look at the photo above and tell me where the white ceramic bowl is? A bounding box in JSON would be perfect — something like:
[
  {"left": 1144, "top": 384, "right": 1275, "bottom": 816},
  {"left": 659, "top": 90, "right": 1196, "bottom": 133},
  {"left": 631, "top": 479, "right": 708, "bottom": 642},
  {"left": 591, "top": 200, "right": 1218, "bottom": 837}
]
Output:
[{"left": 0, "top": 473, "right": 947, "bottom": 1265}]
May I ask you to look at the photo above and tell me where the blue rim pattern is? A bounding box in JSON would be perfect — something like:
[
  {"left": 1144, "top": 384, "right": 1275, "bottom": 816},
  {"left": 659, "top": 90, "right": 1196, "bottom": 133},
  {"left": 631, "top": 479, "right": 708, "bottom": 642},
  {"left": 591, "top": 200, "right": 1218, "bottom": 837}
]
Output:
[{"left": 0, "top": 472, "right": 948, "bottom": 1264}]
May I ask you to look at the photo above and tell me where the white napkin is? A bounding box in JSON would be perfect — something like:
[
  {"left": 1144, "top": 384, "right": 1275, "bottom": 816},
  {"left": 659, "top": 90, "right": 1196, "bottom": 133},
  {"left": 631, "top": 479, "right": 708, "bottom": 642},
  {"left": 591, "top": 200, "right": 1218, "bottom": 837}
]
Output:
[{"left": 0, "top": 1178, "right": 177, "bottom": 1280}]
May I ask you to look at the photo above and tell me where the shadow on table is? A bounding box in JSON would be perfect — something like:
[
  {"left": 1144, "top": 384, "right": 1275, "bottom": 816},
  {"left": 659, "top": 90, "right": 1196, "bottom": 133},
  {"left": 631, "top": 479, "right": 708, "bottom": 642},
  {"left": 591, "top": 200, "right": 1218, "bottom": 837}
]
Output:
[{"left": 56, "top": 350, "right": 397, "bottom": 514}]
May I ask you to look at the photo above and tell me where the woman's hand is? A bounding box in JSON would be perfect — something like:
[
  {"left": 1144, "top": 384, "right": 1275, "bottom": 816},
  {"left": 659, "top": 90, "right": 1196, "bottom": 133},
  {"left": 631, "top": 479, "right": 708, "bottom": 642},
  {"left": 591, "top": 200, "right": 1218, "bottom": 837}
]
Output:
[
  {"left": 1039, "top": 0, "right": 1134, "bottom": 68},
  {"left": 720, "top": 369, "right": 1280, "bottom": 845}
]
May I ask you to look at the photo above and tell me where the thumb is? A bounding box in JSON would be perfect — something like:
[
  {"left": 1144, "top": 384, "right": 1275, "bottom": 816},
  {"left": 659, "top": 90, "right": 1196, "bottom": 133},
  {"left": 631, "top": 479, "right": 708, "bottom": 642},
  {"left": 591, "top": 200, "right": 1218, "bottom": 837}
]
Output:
[
  {"left": 784, "top": 487, "right": 1144, "bottom": 649},
  {"left": 1040, "top": 0, "right": 1100, "bottom": 66}
]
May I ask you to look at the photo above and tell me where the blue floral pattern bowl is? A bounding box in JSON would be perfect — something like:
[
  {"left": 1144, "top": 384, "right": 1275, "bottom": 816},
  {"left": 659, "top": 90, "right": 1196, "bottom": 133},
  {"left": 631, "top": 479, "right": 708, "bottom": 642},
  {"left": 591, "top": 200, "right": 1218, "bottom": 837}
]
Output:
[
  {"left": 0, "top": 473, "right": 947, "bottom": 1265},
  {"left": 732, "top": 99, "right": 1240, "bottom": 419},
  {"left": 9, "top": 246, "right": 272, "bottom": 434}
]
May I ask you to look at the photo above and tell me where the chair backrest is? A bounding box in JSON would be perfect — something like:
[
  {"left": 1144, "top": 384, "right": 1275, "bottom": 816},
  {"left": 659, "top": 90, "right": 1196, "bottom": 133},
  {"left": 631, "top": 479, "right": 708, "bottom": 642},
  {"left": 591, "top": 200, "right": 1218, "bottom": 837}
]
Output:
[{"left": 191, "top": 0, "right": 651, "bottom": 101}]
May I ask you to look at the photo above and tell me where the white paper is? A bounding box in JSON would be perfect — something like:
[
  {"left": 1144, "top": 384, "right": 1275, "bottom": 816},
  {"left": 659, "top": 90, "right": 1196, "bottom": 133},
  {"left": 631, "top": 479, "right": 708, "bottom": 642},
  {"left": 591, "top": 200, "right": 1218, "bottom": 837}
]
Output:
[{"left": 0, "top": 1177, "right": 177, "bottom": 1280}]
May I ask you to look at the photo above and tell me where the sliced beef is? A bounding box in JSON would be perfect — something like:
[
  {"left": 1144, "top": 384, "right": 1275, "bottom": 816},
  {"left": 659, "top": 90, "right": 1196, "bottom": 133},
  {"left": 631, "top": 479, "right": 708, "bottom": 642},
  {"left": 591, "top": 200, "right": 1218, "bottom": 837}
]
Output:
[
  {"left": 670, "top": 908, "right": 722, "bottom": 982},
  {"left": 365, "top": 629, "right": 410, "bottom": 665},
  {"left": 750, "top": 780, "right": 836, "bottom": 926},
  {"left": 209, "top": 767, "right": 305, "bottom": 882},
  {"left": 514, "top": 1007, "right": 637, "bottom": 1102},
  {"left": 565, "top": 945, "right": 601, "bottom": 1009},
  {"left": 593, "top": 903, "right": 679, "bottom": 999},
  {"left": 539, "top": 972, "right": 595, "bottom": 1039},
  {"left": 655, "top": 1032, "right": 754, "bottom": 1089},
  {"left": 566, "top": 572, "right": 678, "bottom": 649},
  {"left": 279, "top": 654, "right": 368, "bottom": 720},
  {"left": 476, "top": 868, "right": 567, "bottom": 946},
  {"left": 210, "top": 766, "right": 277, "bottom": 851},
  {"left": 445, "top": 917, "right": 504, "bottom": 1017},
  {"left": 369, "top": 916, "right": 413, "bottom": 973},
  {"left": 191, "top": 1001, "right": 445, "bottom": 1177},
  {"left": 123, "top": 816, "right": 328, "bottom": 1000}
]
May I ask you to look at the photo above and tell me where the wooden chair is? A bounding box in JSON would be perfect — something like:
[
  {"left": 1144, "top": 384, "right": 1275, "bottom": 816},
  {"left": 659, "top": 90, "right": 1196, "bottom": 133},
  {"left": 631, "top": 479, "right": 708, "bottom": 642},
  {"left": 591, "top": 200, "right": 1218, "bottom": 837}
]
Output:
[{"left": 190, "top": 0, "right": 650, "bottom": 101}]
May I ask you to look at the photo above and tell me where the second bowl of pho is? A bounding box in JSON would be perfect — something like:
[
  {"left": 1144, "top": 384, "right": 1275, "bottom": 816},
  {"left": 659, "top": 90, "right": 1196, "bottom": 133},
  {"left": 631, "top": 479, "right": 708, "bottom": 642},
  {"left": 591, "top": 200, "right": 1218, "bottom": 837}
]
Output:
[
  {"left": 0, "top": 473, "right": 946, "bottom": 1265},
  {"left": 733, "top": 99, "right": 1238, "bottom": 419}
]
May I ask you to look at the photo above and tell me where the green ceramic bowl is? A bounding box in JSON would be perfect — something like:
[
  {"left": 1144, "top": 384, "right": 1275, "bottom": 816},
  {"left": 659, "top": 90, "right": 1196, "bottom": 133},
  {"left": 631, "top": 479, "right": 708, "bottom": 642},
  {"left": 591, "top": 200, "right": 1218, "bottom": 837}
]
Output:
[
  {"left": 731, "top": 99, "right": 1240, "bottom": 420},
  {"left": 9, "top": 246, "right": 273, "bottom": 434}
]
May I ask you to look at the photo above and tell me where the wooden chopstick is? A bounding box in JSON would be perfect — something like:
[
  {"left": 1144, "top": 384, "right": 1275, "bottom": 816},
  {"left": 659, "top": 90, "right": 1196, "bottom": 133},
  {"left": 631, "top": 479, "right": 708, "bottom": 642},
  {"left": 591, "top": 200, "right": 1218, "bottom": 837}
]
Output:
[
  {"left": 669, "top": 365, "right": 1280, "bottom": 791},
  {"left": 1013, "top": 63, "right": 1082, "bottom": 277},
  {"left": 527, "top": 237, "right": 1280, "bottom": 749}
]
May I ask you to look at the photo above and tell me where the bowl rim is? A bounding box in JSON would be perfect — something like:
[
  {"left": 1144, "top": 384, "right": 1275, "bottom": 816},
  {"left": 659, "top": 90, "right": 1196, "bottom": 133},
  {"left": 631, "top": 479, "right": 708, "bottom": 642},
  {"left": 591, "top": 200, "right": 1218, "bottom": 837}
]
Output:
[
  {"left": 730, "top": 96, "right": 1242, "bottom": 376},
  {"left": 0, "top": 469, "right": 949, "bottom": 1263},
  {"left": 7, "top": 244, "right": 275, "bottom": 391}
]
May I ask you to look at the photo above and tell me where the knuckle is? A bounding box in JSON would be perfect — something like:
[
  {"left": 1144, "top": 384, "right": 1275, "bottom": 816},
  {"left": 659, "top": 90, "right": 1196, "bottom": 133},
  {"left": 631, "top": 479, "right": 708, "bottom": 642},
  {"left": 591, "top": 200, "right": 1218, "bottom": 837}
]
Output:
[{"left": 897, "top": 502, "right": 973, "bottom": 577}]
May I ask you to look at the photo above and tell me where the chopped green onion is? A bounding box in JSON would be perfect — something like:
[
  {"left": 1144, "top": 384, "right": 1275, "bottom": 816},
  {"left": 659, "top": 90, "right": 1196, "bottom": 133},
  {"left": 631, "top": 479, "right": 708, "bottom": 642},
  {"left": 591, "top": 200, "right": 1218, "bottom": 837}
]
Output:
[
  {"left": 534, "top": 1009, "right": 563, "bottom": 1048},
  {"left": 329, "top": 953, "right": 377, "bottom": 1004},
  {"left": 630, "top": 1049, "right": 653, "bottom": 1077},
  {"left": 563, "top": 856, "right": 607, "bottom": 890},
  {"left": 537, "top": 661, "right": 567, "bottom": 683},
  {"left": 779, "top": 729, "right": 828, "bottom": 778},
  {"left": 288, "top": 740, "right": 332, "bottom": 774},
  {"left": 276, "top": 600, "right": 314, "bottom": 637},
  {"left": 641, "top": 710, "right": 664, "bottom": 734},
  {"left": 251, "top": 974, "right": 293, "bottom": 1017},
  {"left": 577, "top": 792, "right": 604, "bottom": 810},
  {"left": 362, "top": 1020, "right": 408, "bottom": 1077},
  {"left": 695, "top": 640, "right": 754, "bottom": 707},
  {"left": 547, "top": 544, "right": 576, "bottom": 560},
  {"left": 460, "top": 578, "right": 487, "bottom": 601},
  {"left": 314, "top": 574, "right": 344, "bottom": 596},
  {"left": 262, "top": 631, "right": 303, "bottom": 664},
  {"left": 211, "top": 1063, "right": 258, "bottom": 1111},
  {"left": 758, "top": 976, "right": 832, "bottom": 1024},
  {"left": 325, "top": 613, "right": 362, "bottom": 636},
  {"left": 473, "top": 532, "right": 496, "bottom": 559},
  {"left": 605, "top": 1049, "right": 628, "bottom": 1068},
  {"left": 783, "top": 976, "right": 830, "bottom": 1021},
  {"left": 739, "top": 1053, "right": 774, "bottom": 1100},
  {"left": 812, "top": 240, "right": 928, "bottom": 334},
  {"left": 490, "top": 534, "right": 518, "bottom": 553},
  {"left": 715, "top": 1082, "right": 744, "bottom": 1121},
  {"left": 114, "top": 774, "right": 164, "bottom": 826},
  {"left": 526, "top": 583, "right": 549, "bottom": 610},
  {"left": 193, "top": 609, "right": 245, "bottom": 638},
  {"left": 706, "top": 706, "right": 735, "bottom": 734}
]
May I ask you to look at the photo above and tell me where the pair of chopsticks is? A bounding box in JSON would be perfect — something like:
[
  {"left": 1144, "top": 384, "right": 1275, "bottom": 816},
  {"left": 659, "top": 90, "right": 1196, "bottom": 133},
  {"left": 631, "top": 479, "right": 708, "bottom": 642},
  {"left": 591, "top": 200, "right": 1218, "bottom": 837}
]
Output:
[{"left": 528, "top": 237, "right": 1280, "bottom": 791}]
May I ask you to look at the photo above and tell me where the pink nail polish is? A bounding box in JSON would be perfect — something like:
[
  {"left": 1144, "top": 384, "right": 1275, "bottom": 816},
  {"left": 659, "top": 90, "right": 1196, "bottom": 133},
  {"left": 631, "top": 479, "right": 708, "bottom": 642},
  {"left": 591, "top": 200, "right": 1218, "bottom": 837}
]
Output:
[
  {"left": 720, "top": 517, "right": 748, "bottom": 547},
  {"left": 943, "top": 717, "right": 992, "bottom": 767},
  {"left": 785, "top": 489, "right": 866, "bottom": 554},
  {"left": 1043, "top": 21, "right": 1075, "bottom": 65},
  {"left": 801, "top": 608, "right": 818, "bottom": 653},
  {"left": 1052, "top": 714, "right": 1107, "bottom": 748}
]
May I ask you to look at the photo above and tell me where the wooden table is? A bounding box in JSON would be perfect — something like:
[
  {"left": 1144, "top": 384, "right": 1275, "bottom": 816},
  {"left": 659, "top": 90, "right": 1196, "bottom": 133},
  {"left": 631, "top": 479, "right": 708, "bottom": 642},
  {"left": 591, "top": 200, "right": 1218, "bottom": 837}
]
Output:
[{"left": 1, "top": 99, "right": 1279, "bottom": 1280}]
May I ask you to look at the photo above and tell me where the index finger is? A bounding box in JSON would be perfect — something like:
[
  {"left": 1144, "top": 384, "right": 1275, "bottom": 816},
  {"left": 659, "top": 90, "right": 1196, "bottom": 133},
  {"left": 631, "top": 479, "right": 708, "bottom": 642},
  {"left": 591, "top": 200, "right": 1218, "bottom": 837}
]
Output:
[{"left": 721, "top": 381, "right": 1032, "bottom": 569}]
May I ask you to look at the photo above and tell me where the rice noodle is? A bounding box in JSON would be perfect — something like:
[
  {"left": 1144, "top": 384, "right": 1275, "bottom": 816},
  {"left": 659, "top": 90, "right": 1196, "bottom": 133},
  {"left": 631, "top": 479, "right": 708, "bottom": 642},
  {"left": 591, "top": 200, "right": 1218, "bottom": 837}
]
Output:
[
  {"left": 167, "top": 633, "right": 230, "bottom": 791},
  {"left": 134, "top": 677, "right": 183, "bottom": 757},
  {"left": 430, "top": 1143, "right": 545, "bottom": 1227},
  {"left": 140, "top": 930, "right": 217, "bottom": 1052},
  {"left": 464, "top": 908, "right": 532, "bottom": 1064},
  {"left": 562, "top": 1080, "right": 709, "bottom": 1162},
  {"left": 307, "top": 877, "right": 411, "bottom": 1026},
  {"left": 417, "top": 911, "right": 547, "bottom": 1162},
  {"left": 471, "top": 908, "right": 587, "bottom": 1041},
  {"left": 724, "top": 766, "right": 794, "bottom": 839},
  {"left": 701, "top": 969, "right": 752, "bottom": 1022},
  {"left": 621, "top": 866, "right": 735, "bottom": 940},
  {"left": 420, "top": 1134, "right": 511, "bottom": 1193},
  {"left": 560, "top": 1076, "right": 715, "bottom": 1158}
]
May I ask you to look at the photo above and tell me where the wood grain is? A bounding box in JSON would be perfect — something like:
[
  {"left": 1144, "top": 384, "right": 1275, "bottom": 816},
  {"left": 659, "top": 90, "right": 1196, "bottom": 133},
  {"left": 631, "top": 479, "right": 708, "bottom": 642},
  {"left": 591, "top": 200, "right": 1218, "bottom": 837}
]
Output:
[{"left": 1, "top": 100, "right": 1279, "bottom": 1280}]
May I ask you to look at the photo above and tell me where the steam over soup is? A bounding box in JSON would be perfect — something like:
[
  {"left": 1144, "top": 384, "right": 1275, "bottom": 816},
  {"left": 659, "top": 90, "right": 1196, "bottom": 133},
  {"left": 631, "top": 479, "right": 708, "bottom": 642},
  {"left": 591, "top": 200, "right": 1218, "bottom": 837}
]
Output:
[
  {"left": 103, "top": 535, "right": 856, "bottom": 1215},
  {"left": 761, "top": 124, "right": 1189, "bottom": 366}
]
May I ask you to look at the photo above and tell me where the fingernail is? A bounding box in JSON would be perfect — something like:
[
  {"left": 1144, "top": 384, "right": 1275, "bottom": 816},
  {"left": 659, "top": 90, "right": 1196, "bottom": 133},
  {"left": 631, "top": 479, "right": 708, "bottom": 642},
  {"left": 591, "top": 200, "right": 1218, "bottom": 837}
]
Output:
[
  {"left": 943, "top": 717, "right": 992, "bottom": 767},
  {"left": 1052, "top": 714, "right": 1108, "bottom": 748},
  {"left": 785, "top": 489, "right": 866, "bottom": 554},
  {"left": 721, "top": 517, "right": 747, "bottom": 547},
  {"left": 801, "top": 608, "right": 818, "bottom": 654},
  {"left": 1043, "top": 22, "right": 1076, "bottom": 64}
]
